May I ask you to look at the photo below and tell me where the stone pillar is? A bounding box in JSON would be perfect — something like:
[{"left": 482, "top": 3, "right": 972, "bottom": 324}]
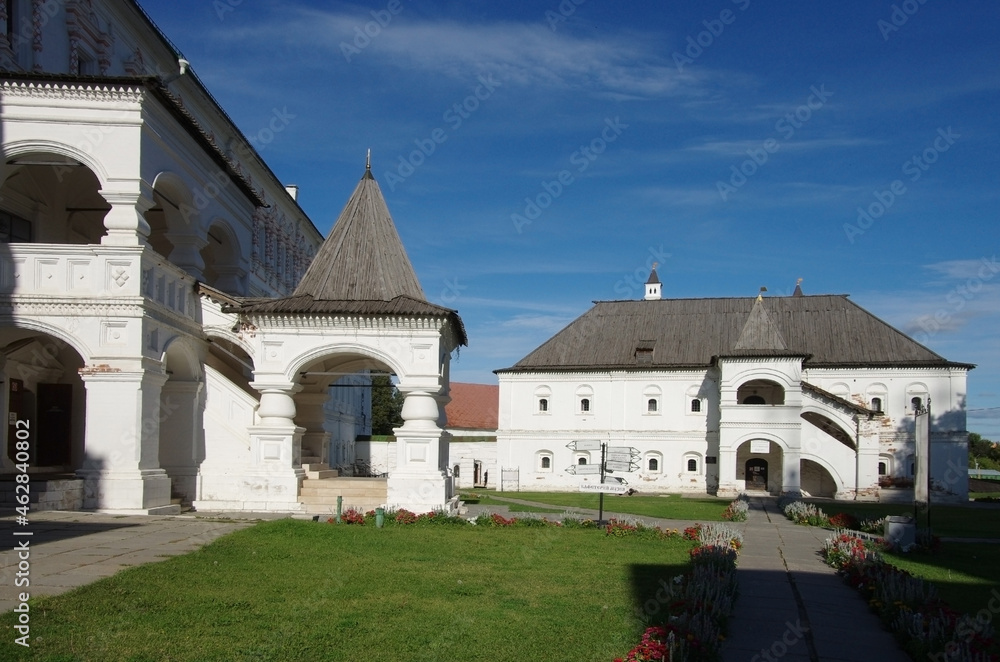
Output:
[
  {"left": 781, "top": 449, "right": 802, "bottom": 497},
  {"left": 213, "top": 265, "right": 248, "bottom": 295},
  {"left": 78, "top": 368, "right": 176, "bottom": 513},
  {"left": 853, "top": 417, "right": 881, "bottom": 501},
  {"left": 158, "top": 380, "right": 203, "bottom": 504},
  {"left": 243, "top": 382, "right": 305, "bottom": 511},
  {"left": 295, "top": 392, "right": 331, "bottom": 463},
  {"left": 100, "top": 189, "right": 153, "bottom": 246},
  {"left": 166, "top": 233, "right": 208, "bottom": 281},
  {"left": 716, "top": 447, "right": 740, "bottom": 498},
  {"left": 387, "top": 388, "right": 451, "bottom": 512}
]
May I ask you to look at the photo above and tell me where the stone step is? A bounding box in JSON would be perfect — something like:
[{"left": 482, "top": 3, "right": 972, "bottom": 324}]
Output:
[
  {"left": 301, "top": 456, "right": 322, "bottom": 464},
  {"left": 298, "top": 477, "right": 388, "bottom": 514},
  {"left": 306, "top": 469, "right": 338, "bottom": 480}
]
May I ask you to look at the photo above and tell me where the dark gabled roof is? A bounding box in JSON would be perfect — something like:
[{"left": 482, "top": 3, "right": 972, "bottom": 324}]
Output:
[
  {"left": 497, "top": 294, "right": 974, "bottom": 373},
  {"left": 292, "top": 168, "right": 425, "bottom": 301}
]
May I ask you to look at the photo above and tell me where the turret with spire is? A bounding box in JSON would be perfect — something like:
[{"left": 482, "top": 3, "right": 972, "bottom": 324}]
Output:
[{"left": 644, "top": 263, "right": 662, "bottom": 300}]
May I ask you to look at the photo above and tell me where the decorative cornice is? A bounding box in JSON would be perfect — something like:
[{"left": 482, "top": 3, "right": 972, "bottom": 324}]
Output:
[{"left": 0, "top": 79, "right": 144, "bottom": 103}]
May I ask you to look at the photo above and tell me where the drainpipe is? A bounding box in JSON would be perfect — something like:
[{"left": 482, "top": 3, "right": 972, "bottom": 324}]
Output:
[{"left": 854, "top": 416, "right": 861, "bottom": 501}]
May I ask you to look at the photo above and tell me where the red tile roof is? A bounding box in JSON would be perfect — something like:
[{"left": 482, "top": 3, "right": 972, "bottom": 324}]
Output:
[{"left": 445, "top": 382, "right": 498, "bottom": 431}]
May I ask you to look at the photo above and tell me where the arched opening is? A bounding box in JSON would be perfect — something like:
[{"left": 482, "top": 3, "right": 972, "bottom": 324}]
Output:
[
  {"left": 737, "top": 379, "right": 785, "bottom": 405},
  {"left": 800, "top": 459, "right": 837, "bottom": 497},
  {"left": 0, "top": 329, "right": 87, "bottom": 473},
  {"left": 647, "top": 398, "right": 657, "bottom": 413},
  {"left": 200, "top": 220, "right": 246, "bottom": 295},
  {"left": 159, "top": 339, "right": 204, "bottom": 506},
  {"left": 736, "top": 438, "right": 783, "bottom": 494},
  {"left": 0, "top": 154, "right": 109, "bottom": 245},
  {"left": 294, "top": 351, "right": 387, "bottom": 476},
  {"left": 801, "top": 411, "right": 856, "bottom": 450}
]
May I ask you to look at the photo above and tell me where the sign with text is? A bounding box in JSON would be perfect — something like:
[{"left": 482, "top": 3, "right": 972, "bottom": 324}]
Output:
[
  {"left": 749, "top": 440, "right": 770, "bottom": 454},
  {"left": 565, "top": 464, "right": 601, "bottom": 475},
  {"left": 604, "top": 460, "right": 638, "bottom": 472},
  {"left": 580, "top": 481, "right": 629, "bottom": 495}
]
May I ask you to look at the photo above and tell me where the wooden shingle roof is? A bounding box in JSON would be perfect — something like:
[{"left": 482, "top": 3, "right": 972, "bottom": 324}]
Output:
[
  {"left": 292, "top": 168, "right": 426, "bottom": 302},
  {"left": 497, "top": 295, "right": 973, "bottom": 373}
]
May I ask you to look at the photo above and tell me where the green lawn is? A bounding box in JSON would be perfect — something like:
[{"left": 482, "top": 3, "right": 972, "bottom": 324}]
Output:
[
  {"left": 0, "top": 520, "right": 694, "bottom": 662},
  {"left": 885, "top": 543, "right": 1000, "bottom": 615},
  {"left": 805, "top": 500, "right": 1000, "bottom": 539},
  {"left": 468, "top": 490, "right": 731, "bottom": 521}
]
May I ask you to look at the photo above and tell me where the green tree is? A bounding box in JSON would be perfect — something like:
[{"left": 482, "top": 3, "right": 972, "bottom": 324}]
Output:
[
  {"left": 968, "top": 432, "right": 1000, "bottom": 470},
  {"left": 371, "top": 374, "right": 404, "bottom": 435}
]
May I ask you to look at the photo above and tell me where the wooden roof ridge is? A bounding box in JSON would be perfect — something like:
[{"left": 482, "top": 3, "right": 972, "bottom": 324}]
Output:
[
  {"left": 733, "top": 296, "right": 787, "bottom": 352},
  {"left": 801, "top": 380, "right": 878, "bottom": 416},
  {"left": 291, "top": 167, "right": 426, "bottom": 302}
]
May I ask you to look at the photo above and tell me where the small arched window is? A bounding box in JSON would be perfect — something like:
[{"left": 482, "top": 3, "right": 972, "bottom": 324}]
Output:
[
  {"left": 540, "top": 456, "right": 551, "bottom": 469},
  {"left": 687, "top": 458, "right": 698, "bottom": 472},
  {"left": 647, "top": 398, "right": 657, "bottom": 413},
  {"left": 690, "top": 399, "right": 701, "bottom": 413},
  {"left": 578, "top": 457, "right": 587, "bottom": 465},
  {"left": 871, "top": 397, "right": 882, "bottom": 413},
  {"left": 453, "top": 464, "right": 460, "bottom": 477},
  {"left": 648, "top": 458, "right": 659, "bottom": 471},
  {"left": 911, "top": 397, "right": 923, "bottom": 412},
  {"left": 580, "top": 398, "right": 590, "bottom": 413},
  {"left": 743, "top": 395, "right": 766, "bottom": 405},
  {"left": 538, "top": 398, "right": 548, "bottom": 412},
  {"left": 878, "top": 461, "right": 887, "bottom": 476}
]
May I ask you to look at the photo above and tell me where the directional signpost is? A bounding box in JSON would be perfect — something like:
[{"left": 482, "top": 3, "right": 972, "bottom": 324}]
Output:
[{"left": 566, "top": 440, "right": 641, "bottom": 523}]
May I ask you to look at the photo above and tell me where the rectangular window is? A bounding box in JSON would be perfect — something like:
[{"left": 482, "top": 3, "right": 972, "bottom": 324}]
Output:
[{"left": 0, "top": 210, "right": 31, "bottom": 243}]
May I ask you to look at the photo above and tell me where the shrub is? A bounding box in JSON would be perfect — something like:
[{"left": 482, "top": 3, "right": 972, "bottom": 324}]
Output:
[
  {"left": 828, "top": 512, "right": 860, "bottom": 530},
  {"left": 783, "top": 500, "right": 829, "bottom": 526},
  {"left": 721, "top": 496, "right": 749, "bottom": 522}
]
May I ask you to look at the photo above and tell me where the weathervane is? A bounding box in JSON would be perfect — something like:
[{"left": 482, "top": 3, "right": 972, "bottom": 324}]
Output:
[
  {"left": 757, "top": 286, "right": 767, "bottom": 302},
  {"left": 366, "top": 148, "right": 371, "bottom": 171}
]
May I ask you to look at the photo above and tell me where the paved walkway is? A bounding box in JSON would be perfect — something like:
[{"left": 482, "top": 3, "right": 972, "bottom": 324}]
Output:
[
  {"left": 721, "top": 498, "right": 909, "bottom": 662},
  {"left": 0, "top": 510, "right": 259, "bottom": 612}
]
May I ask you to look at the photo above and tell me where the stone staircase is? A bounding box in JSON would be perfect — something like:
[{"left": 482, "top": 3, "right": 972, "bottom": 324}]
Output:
[
  {"left": 0, "top": 475, "right": 83, "bottom": 511},
  {"left": 298, "top": 455, "right": 388, "bottom": 515}
]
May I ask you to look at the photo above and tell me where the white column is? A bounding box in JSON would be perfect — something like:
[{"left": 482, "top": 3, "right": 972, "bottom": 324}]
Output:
[
  {"left": 78, "top": 369, "right": 176, "bottom": 513},
  {"left": 387, "top": 388, "right": 451, "bottom": 512},
  {"left": 242, "top": 382, "right": 305, "bottom": 511},
  {"left": 159, "top": 380, "right": 203, "bottom": 504},
  {"left": 100, "top": 189, "right": 153, "bottom": 246},
  {"left": 716, "top": 447, "right": 740, "bottom": 498},
  {"left": 852, "top": 417, "right": 881, "bottom": 501},
  {"left": 166, "top": 233, "right": 208, "bottom": 281},
  {"left": 781, "top": 449, "right": 802, "bottom": 497}
]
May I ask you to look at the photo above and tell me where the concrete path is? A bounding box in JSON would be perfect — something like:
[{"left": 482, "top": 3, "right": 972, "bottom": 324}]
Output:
[
  {"left": 721, "top": 497, "right": 909, "bottom": 662},
  {"left": 0, "top": 510, "right": 257, "bottom": 612}
]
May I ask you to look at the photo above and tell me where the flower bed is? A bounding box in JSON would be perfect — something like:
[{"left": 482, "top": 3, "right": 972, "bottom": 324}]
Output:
[
  {"left": 782, "top": 500, "right": 830, "bottom": 526},
  {"left": 615, "top": 522, "right": 742, "bottom": 662},
  {"left": 721, "top": 496, "right": 749, "bottom": 522},
  {"left": 823, "top": 531, "right": 996, "bottom": 661}
]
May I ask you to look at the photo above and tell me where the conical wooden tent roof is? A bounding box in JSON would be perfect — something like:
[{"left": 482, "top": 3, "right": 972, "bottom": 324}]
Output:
[{"left": 293, "top": 167, "right": 426, "bottom": 301}]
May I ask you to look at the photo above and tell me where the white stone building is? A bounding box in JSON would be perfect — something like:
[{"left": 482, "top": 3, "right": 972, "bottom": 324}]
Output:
[
  {"left": 496, "top": 274, "right": 972, "bottom": 502},
  {"left": 0, "top": 0, "right": 465, "bottom": 514}
]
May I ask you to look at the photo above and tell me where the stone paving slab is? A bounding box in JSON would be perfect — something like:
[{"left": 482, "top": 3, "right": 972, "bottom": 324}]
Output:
[{"left": 0, "top": 511, "right": 256, "bottom": 612}]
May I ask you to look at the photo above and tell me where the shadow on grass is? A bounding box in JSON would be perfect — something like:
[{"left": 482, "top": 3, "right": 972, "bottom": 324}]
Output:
[{"left": 628, "top": 562, "right": 690, "bottom": 627}]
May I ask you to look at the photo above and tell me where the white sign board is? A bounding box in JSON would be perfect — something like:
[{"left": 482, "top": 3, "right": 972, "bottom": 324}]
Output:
[
  {"left": 568, "top": 440, "right": 602, "bottom": 452},
  {"left": 604, "top": 460, "right": 637, "bottom": 472},
  {"left": 606, "top": 451, "right": 636, "bottom": 463},
  {"left": 750, "top": 440, "right": 770, "bottom": 454},
  {"left": 915, "top": 409, "right": 930, "bottom": 505},
  {"left": 566, "top": 464, "right": 601, "bottom": 475},
  {"left": 580, "top": 482, "right": 629, "bottom": 494}
]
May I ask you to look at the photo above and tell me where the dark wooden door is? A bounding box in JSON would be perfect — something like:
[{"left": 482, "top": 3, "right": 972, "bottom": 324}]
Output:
[
  {"left": 37, "top": 384, "right": 72, "bottom": 466},
  {"left": 746, "top": 458, "right": 768, "bottom": 491}
]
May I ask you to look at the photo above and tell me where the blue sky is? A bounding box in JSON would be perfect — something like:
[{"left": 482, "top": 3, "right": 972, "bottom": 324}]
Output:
[{"left": 138, "top": 0, "right": 1000, "bottom": 437}]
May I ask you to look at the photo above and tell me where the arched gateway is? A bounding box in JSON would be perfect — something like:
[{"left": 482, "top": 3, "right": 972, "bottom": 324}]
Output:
[{"left": 194, "top": 166, "right": 467, "bottom": 513}]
